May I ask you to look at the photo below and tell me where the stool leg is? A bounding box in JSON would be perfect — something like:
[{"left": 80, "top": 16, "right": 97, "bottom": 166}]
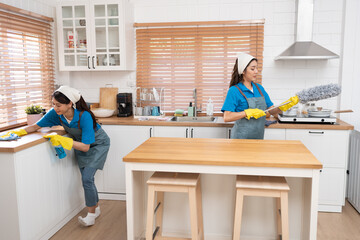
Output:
[
  {"left": 189, "top": 186, "right": 199, "bottom": 240},
  {"left": 155, "top": 191, "right": 164, "bottom": 237},
  {"left": 196, "top": 180, "right": 204, "bottom": 240},
  {"left": 276, "top": 198, "right": 281, "bottom": 240},
  {"left": 233, "top": 189, "right": 244, "bottom": 240},
  {"left": 146, "top": 185, "right": 156, "bottom": 240},
  {"left": 280, "top": 191, "right": 289, "bottom": 240}
]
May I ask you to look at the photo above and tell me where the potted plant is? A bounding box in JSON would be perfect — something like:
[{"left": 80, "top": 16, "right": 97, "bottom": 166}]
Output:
[{"left": 25, "top": 105, "right": 43, "bottom": 125}]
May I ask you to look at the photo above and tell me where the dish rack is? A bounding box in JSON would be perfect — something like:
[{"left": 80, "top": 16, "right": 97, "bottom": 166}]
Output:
[{"left": 134, "top": 87, "right": 165, "bottom": 119}]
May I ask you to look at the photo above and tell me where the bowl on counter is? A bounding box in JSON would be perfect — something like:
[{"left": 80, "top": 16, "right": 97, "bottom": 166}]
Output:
[{"left": 92, "top": 108, "right": 115, "bottom": 118}]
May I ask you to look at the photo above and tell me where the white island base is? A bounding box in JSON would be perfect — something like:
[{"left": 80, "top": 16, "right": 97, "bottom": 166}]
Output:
[{"left": 126, "top": 163, "right": 319, "bottom": 240}]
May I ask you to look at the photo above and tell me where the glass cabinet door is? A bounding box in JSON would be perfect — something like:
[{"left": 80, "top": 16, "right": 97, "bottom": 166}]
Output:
[
  {"left": 61, "top": 5, "right": 90, "bottom": 68},
  {"left": 92, "top": 4, "right": 121, "bottom": 68}
]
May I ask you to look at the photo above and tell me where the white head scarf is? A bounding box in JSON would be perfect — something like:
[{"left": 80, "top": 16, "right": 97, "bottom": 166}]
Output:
[
  {"left": 237, "top": 52, "right": 255, "bottom": 75},
  {"left": 55, "top": 86, "right": 81, "bottom": 108}
]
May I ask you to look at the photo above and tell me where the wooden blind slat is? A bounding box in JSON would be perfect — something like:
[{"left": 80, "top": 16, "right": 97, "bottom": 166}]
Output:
[
  {"left": 0, "top": 5, "right": 54, "bottom": 129},
  {"left": 136, "top": 22, "right": 264, "bottom": 112}
]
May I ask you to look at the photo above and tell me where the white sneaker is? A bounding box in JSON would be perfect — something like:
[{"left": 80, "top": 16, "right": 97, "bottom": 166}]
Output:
[
  {"left": 78, "top": 212, "right": 96, "bottom": 227},
  {"left": 95, "top": 206, "right": 101, "bottom": 218}
]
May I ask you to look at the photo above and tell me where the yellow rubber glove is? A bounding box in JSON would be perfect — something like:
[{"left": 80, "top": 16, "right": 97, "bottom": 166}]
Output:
[
  {"left": 279, "top": 96, "right": 299, "bottom": 112},
  {"left": 43, "top": 134, "right": 73, "bottom": 150},
  {"left": 1, "top": 129, "right": 28, "bottom": 138},
  {"left": 244, "top": 108, "right": 266, "bottom": 120}
]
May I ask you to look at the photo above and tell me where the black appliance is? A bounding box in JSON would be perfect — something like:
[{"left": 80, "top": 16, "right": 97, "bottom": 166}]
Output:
[{"left": 117, "top": 93, "right": 132, "bottom": 117}]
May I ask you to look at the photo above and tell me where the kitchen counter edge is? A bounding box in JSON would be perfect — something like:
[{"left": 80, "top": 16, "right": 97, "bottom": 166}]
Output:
[{"left": 97, "top": 116, "right": 354, "bottom": 130}]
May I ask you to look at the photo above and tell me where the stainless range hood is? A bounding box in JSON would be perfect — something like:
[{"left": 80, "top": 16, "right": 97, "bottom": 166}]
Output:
[{"left": 275, "top": 0, "right": 339, "bottom": 60}]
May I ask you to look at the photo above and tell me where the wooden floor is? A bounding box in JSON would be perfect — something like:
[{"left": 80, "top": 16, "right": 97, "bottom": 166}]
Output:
[{"left": 51, "top": 199, "right": 360, "bottom": 240}]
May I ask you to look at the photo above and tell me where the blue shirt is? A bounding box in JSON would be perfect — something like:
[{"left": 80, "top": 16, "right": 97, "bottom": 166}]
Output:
[
  {"left": 37, "top": 108, "right": 101, "bottom": 145},
  {"left": 221, "top": 82, "right": 273, "bottom": 112}
]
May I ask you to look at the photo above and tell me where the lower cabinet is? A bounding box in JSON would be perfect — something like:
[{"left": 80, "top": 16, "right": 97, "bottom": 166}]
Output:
[
  {"left": 264, "top": 128, "right": 286, "bottom": 140},
  {"left": 96, "top": 125, "right": 152, "bottom": 195},
  {"left": 286, "top": 129, "right": 350, "bottom": 212},
  {"left": 226, "top": 127, "right": 286, "bottom": 140},
  {"left": 154, "top": 126, "right": 227, "bottom": 138}
]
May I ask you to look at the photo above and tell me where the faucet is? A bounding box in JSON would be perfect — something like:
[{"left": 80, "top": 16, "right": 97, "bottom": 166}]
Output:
[{"left": 193, "top": 88, "right": 202, "bottom": 117}]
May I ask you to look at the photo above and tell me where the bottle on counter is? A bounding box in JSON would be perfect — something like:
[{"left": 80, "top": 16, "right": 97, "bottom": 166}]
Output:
[
  {"left": 188, "top": 102, "right": 194, "bottom": 117},
  {"left": 206, "top": 98, "right": 214, "bottom": 116}
]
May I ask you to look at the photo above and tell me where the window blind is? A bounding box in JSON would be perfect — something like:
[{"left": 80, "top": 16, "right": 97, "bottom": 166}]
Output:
[
  {"left": 135, "top": 20, "right": 264, "bottom": 112},
  {"left": 0, "top": 4, "right": 54, "bottom": 130}
]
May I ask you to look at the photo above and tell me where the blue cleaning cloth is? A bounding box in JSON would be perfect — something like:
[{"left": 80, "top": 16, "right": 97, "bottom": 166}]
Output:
[
  {"left": 265, "top": 120, "right": 277, "bottom": 126},
  {"left": 0, "top": 133, "right": 20, "bottom": 141}
]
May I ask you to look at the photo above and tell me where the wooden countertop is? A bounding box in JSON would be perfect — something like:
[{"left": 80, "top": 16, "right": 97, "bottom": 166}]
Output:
[
  {"left": 0, "top": 116, "right": 353, "bottom": 153},
  {"left": 97, "top": 116, "right": 354, "bottom": 130},
  {"left": 0, "top": 126, "right": 66, "bottom": 153},
  {"left": 123, "top": 137, "right": 323, "bottom": 169}
]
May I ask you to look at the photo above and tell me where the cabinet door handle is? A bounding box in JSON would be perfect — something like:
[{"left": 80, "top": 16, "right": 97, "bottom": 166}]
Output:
[
  {"left": 309, "top": 131, "right": 324, "bottom": 134},
  {"left": 186, "top": 128, "right": 188, "bottom": 138},
  {"left": 87, "top": 56, "right": 90, "bottom": 69},
  {"left": 92, "top": 56, "right": 95, "bottom": 69},
  {"left": 191, "top": 128, "right": 194, "bottom": 138},
  {"left": 228, "top": 129, "right": 231, "bottom": 139},
  {"left": 150, "top": 127, "right": 152, "bottom": 137}
]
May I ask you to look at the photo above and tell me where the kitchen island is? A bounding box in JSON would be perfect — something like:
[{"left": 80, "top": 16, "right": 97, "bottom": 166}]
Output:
[
  {"left": 0, "top": 127, "right": 84, "bottom": 240},
  {"left": 123, "top": 137, "right": 322, "bottom": 240}
]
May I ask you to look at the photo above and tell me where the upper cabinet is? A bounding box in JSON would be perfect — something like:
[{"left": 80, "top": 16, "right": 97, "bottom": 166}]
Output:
[{"left": 56, "top": 0, "right": 134, "bottom": 71}]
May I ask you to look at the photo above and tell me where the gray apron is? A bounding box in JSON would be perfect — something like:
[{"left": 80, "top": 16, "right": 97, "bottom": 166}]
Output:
[
  {"left": 59, "top": 112, "right": 110, "bottom": 170},
  {"left": 231, "top": 83, "right": 267, "bottom": 139}
]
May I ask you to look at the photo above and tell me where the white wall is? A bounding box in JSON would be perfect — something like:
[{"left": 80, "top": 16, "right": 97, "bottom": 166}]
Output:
[
  {"left": 340, "top": 0, "right": 360, "bottom": 131},
  {"left": 4, "top": 0, "right": 358, "bottom": 127}
]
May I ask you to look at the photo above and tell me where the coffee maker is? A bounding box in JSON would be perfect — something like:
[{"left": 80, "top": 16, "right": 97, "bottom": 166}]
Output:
[{"left": 117, "top": 93, "right": 132, "bottom": 117}]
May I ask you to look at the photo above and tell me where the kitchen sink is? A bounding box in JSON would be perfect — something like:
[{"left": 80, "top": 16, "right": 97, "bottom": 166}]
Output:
[{"left": 170, "top": 116, "right": 217, "bottom": 122}]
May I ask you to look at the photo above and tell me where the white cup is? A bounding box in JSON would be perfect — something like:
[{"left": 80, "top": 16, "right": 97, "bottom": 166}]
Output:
[{"left": 135, "top": 107, "right": 143, "bottom": 116}]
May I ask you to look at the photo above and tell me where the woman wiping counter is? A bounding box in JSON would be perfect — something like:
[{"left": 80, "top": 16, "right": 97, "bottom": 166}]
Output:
[{"left": 9, "top": 86, "right": 110, "bottom": 227}]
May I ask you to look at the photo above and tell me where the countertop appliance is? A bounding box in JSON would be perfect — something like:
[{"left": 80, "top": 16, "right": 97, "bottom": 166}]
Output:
[
  {"left": 277, "top": 114, "right": 337, "bottom": 124},
  {"left": 117, "top": 93, "right": 132, "bottom": 117}
]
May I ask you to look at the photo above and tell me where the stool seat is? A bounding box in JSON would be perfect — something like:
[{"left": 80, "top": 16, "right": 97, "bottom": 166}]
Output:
[
  {"left": 233, "top": 175, "right": 290, "bottom": 240},
  {"left": 236, "top": 175, "right": 290, "bottom": 191},
  {"left": 147, "top": 172, "right": 200, "bottom": 187},
  {"left": 146, "top": 172, "right": 204, "bottom": 240}
]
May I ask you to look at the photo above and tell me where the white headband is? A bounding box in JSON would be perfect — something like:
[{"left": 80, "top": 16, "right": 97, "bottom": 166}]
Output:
[
  {"left": 237, "top": 52, "right": 255, "bottom": 75},
  {"left": 55, "top": 86, "right": 81, "bottom": 108}
]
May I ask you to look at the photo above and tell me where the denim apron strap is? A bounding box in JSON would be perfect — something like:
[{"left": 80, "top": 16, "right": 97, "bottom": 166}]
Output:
[
  {"left": 231, "top": 83, "right": 267, "bottom": 139},
  {"left": 58, "top": 112, "right": 110, "bottom": 170}
]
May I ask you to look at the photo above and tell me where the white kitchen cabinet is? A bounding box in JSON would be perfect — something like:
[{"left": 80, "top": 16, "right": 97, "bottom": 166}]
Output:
[
  {"left": 96, "top": 125, "right": 152, "bottom": 198},
  {"left": 286, "top": 129, "right": 350, "bottom": 212},
  {"left": 153, "top": 126, "right": 227, "bottom": 139},
  {"left": 56, "top": 0, "right": 134, "bottom": 71},
  {"left": 226, "top": 127, "right": 286, "bottom": 140},
  {"left": 264, "top": 128, "right": 286, "bottom": 140},
  {"left": 154, "top": 126, "right": 189, "bottom": 138}
]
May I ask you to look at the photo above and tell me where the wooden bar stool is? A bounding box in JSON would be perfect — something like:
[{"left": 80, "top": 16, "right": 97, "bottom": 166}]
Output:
[
  {"left": 146, "top": 172, "right": 204, "bottom": 240},
  {"left": 233, "top": 175, "right": 290, "bottom": 240}
]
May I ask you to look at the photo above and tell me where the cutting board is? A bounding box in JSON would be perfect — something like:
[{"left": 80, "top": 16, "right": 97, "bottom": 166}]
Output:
[{"left": 99, "top": 87, "right": 118, "bottom": 112}]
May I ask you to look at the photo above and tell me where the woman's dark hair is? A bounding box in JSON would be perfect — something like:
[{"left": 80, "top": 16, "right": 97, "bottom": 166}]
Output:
[
  {"left": 229, "top": 58, "right": 257, "bottom": 88},
  {"left": 53, "top": 91, "right": 97, "bottom": 130}
]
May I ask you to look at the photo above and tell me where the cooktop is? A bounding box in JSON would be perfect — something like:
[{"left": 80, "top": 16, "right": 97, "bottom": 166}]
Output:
[{"left": 277, "top": 114, "right": 337, "bottom": 124}]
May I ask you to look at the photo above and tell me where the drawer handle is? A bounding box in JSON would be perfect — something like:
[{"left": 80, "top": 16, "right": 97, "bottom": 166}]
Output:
[{"left": 309, "top": 131, "right": 324, "bottom": 134}]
